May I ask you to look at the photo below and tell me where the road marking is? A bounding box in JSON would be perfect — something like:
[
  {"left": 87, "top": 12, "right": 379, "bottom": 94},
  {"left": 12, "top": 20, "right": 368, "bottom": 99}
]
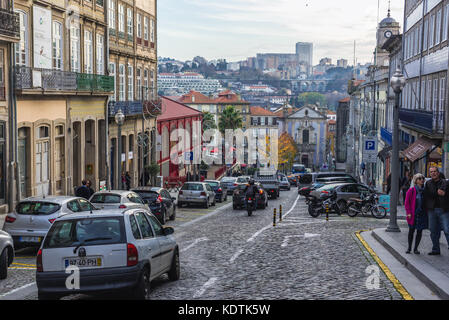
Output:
[
  {"left": 12, "top": 262, "right": 36, "bottom": 267},
  {"left": 304, "top": 233, "right": 321, "bottom": 239},
  {"left": 229, "top": 249, "right": 244, "bottom": 264},
  {"left": 180, "top": 237, "right": 208, "bottom": 253},
  {"left": 178, "top": 202, "right": 232, "bottom": 229},
  {"left": 281, "top": 235, "right": 303, "bottom": 248},
  {"left": 193, "top": 277, "right": 218, "bottom": 298},
  {"left": 0, "top": 282, "right": 36, "bottom": 299},
  {"left": 9, "top": 267, "right": 35, "bottom": 270}
]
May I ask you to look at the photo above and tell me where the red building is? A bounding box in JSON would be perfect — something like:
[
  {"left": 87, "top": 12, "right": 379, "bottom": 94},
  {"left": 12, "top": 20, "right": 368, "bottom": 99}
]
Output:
[{"left": 157, "top": 97, "right": 203, "bottom": 186}]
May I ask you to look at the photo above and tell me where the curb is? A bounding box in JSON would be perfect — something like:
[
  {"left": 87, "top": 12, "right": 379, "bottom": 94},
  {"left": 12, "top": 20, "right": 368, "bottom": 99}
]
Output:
[
  {"left": 355, "top": 230, "right": 414, "bottom": 300},
  {"left": 372, "top": 229, "right": 449, "bottom": 300}
]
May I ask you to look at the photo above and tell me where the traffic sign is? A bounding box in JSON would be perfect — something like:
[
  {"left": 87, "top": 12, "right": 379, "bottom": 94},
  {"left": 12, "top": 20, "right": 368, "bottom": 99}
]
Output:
[{"left": 363, "top": 137, "right": 378, "bottom": 164}]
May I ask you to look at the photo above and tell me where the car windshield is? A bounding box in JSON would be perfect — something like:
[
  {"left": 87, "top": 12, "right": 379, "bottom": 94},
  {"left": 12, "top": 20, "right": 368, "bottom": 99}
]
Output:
[
  {"left": 299, "top": 174, "right": 313, "bottom": 184},
  {"left": 221, "top": 178, "right": 236, "bottom": 183},
  {"left": 90, "top": 194, "right": 121, "bottom": 204},
  {"left": 236, "top": 177, "right": 249, "bottom": 183},
  {"left": 316, "top": 184, "right": 341, "bottom": 192},
  {"left": 133, "top": 191, "right": 159, "bottom": 200},
  {"left": 206, "top": 181, "right": 219, "bottom": 187},
  {"left": 181, "top": 183, "right": 204, "bottom": 191},
  {"left": 43, "top": 217, "right": 126, "bottom": 249},
  {"left": 16, "top": 202, "right": 61, "bottom": 215}
]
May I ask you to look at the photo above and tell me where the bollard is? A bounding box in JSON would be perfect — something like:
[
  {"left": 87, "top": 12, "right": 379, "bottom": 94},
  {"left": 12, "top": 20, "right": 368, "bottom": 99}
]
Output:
[
  {"left": 279, "top": 205, "right": 283, "bottom": 222},
  {"left": 273, "top": 208, "right": 277, "bottom": 227},
  {"left": 326, "top": 204, "right": 329, "bottom": 222}
]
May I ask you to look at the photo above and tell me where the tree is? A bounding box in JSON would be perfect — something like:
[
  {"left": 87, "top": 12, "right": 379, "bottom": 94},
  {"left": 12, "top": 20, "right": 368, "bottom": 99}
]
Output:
[
  {"left": 218, "top": 106, "right": 243, "bottom": 134},
  {"left": 202, "top": 112, "right": 217, "bottom": 133},
  {"left": 297, "top": 92, "right": 327, "bottom": 107},
  {"left": 145, "top": 163, "right": 160, "bottom": 186},
  {"left": 278, "top": 133, "right": 298, "bottom": 171}
]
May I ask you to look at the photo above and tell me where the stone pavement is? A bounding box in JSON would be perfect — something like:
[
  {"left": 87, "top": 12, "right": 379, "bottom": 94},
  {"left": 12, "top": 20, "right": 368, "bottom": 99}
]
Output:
[{"left": 369, "top": 227, "right": 449, "bottom": 299}]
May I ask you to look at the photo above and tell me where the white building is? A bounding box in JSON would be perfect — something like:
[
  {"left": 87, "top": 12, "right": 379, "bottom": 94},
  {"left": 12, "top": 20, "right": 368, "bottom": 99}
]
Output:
[{"left": 158, "top": 72, "right": 224, "bottom": 95}]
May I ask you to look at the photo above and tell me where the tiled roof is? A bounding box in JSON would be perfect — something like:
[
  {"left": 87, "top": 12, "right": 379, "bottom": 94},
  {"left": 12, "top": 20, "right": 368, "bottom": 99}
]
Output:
[
  {"left": 250, "top": 106, "right": 276, "bottom": 116},
  {"left": 215, "top": 90, "right": 249, "bottom": 104},
  {"left": 157, "top": 96, "right": 203, "bottom": 121},
  {"left": 179, "top": 90, "right": 215, "bottom": 104}
]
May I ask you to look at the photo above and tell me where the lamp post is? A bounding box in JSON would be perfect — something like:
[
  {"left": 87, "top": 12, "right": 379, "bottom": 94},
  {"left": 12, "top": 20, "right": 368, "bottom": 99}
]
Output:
[
  {"left": 387, "top": 67, "right": 406, "bottom": 233},
  {"left": 115, "top": 109, "right": 125, "bottom": 190}
]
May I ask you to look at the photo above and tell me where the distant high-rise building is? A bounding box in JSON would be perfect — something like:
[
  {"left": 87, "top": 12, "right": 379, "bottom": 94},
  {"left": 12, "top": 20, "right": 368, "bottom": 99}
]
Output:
[
  {"left": 296, "top": 42, "right": 313, "bottom": 76},
  {"left": 337, "top": 59, "right": 348, "bottom": 68}
]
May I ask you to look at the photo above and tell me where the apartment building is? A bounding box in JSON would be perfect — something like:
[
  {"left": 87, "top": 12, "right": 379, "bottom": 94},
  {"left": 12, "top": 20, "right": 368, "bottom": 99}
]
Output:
[
  {"left": 13, "top": 0, "right": 114, "bottom": 199},
  {"left": 107, "top": 0, "right": 158, "bottom": 190}
]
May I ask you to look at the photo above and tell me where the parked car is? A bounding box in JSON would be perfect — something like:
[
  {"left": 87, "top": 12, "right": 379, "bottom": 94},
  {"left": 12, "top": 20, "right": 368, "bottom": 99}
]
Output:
[
  {"left": 3, "top": 196, "right": 98, "bottom": 249},
  {"left": 220, "top": 177, "right": 238, "bottom": 195},
  {"left": 310, "top": 183, "right": 372, "bottom": 212},
  {"left": 35, "top": 208, "right": 180, "bottom": 300},
  {"left": 178, "top": 182, "right": 216, "bottom": 208},
  {"left": 299, "top": 176, "right": 359, "bottom": 196},
  {"left": 297, "top": 172, "right": 355, "bottom": 190},
  {"left": 236, "top": 176, "right": 250, "bottom": 184},
  {"left": 89, "top": 191, "right": 148, "bottom": 211},
  {"left": 131, "top": 187, "right": 176, "bottom": 225},
  {"left": 0, "top": 230, "right": 14, "bottom": 280},
  {"left": 204, "top": 180, "right": 228, "bottom": 203},
  {"left": 233, "top": 183, "right": 268, "bottom": 210},
  {"left": 287, "top": 174, "right": 298, "bottom": 187},
  {"left": 279, "top": 175, "right": 291, "bottom": 191}
]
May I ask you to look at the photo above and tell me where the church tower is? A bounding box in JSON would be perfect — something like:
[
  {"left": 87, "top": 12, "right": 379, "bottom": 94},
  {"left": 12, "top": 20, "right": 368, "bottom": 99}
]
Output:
[{"left": 374, "top": 2, "right": 400, "bottom": 67}]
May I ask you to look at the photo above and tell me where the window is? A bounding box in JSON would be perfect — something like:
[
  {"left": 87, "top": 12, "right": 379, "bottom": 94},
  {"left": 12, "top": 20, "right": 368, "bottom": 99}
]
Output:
[
  {"left": 15, "top": 10, "right": 28, "bottom": 66},
  {"left": 150, "top": 69, "right": 155, "bottom": 99},
  {"left": 146, "top": 213, "right": 164, "bottom": 236},
  {"left": 70, "top": 23, "right": 81, "bottom": 72},
  {"left": 119, "top": 64, "right": 125, "bottom": 101},
  {"left": 0, "top": 50, "right": 4, "bottom": 94},
  {"left": 436, "top": 9, "right": 442, "bottom": 44},
  {"left": 78, "top": 199, "right": 96, "bottom": 211},
  {"left": 135, "top": 212, "right": 154, "bottom": 238},
  {"left": 421, "top": 80, "right": 426, "bottom": 109},
  {"left": 440, "top": 77, "right": 446, "bottom": 113},
  {"left": 128, "top": 64, "right": 133, "bottom": 101},
  {"left": 52, "top": 21, "right": 63, "bottom": 70},
  {"left": 108, "top": 0, "right": 115, "bottom": 29},
  {"left": 0, "top": 121, "right": 5, "bottom": 202},
  {"left": 136, "top": 68, "right": 142, "bottom": 100},
  {"left": 433, "top": 78, "right": 438, "bottom": 112},
  {"left": 127, "top": 8, "right": 133, "bottom": 38},
  {"left": 444, "top": 4, "right": 449, "bottom": 42},
  {"left": 109, "top": 62, "right": 116, "bottom": 101},
  {"left": 129, "top": 215, "right": 142, "bottom": 239},
  {"left": 303, "top": 130, "right": 309, "bottom": 144},
  {"left": 84, "top": 30, "right": 93, "bottom": 74},
  {"left": 144, "top": 16, "right": 149, "bottom": 41},
  {"left": 423, "top": 18, "right": 429, "bottom": 51},
  {"left": 150, "top": 18, "right": 155, "bottom": 43},
  {"left": 137, "top": 13, "right": 142, "bottom": 38},
  {"left": 96, "top": 34, "right": 104, "bottom": 75},
  {"left": 144, "top": 68, "right": 148, "bottom": 98},
  {"left": 430, "top": 14, "right": 435, "bottom": 48},
  {"left": 427, "top": 78, "right": 432, "bottom": 111},
  {"left": 118, "top": 4, "right": 124, "bottom": 33}
]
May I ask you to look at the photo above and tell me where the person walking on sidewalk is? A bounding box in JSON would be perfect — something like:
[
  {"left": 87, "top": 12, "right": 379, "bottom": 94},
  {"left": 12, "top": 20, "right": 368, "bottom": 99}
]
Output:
[
  {"left": 423, "top": 167, "right": 449, "bottom": 256},
  {"left": 404, "top": 174, "right": 428, "bottom": 254}
]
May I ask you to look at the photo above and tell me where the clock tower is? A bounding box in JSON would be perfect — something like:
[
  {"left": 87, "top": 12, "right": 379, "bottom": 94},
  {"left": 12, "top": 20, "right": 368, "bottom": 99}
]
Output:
[{"left": 375, "top": 5, "right": 400, "bottom": 67}]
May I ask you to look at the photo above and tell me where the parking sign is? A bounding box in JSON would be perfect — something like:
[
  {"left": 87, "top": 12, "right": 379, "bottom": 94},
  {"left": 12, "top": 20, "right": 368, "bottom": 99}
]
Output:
[{"left": 363, "top": 138, "right": 378, "bottom": 163}]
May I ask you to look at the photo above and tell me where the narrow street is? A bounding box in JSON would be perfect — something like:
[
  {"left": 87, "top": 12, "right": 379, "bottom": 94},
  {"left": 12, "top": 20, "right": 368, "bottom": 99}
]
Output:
[{"left": 0, "top": 189, "right": 408, "bottom": 300}]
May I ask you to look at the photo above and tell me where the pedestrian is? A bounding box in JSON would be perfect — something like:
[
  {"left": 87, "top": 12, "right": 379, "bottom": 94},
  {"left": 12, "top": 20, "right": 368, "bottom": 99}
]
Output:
[
  {"left": 401, "top": 170, "right": 412, "bottom": 205},
  {"left": 361, "top": 162, "right": 366, "bottom": 176},
  {"left": 75, "top": 180, "right": 91, "bottom": 200},
  {"left": 423, "top": 166, "right": 449, "bottom": 255},
  {"left": 140, "top": 168, "right": 150, "bottom": 186},
  {"left": 125, "top": 172, "right": 131, "bottom": 190},
  {"left": 404, "top": 173, "right": 428, "bottom": 254},
  {"left": 86, "top": 180, "right": 95, "bottom": 199}
]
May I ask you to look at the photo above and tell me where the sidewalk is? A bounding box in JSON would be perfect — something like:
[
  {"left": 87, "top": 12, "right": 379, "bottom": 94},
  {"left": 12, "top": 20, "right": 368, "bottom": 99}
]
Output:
[{"left": 366, "top": 227, "right": 449, "bottom": 300}]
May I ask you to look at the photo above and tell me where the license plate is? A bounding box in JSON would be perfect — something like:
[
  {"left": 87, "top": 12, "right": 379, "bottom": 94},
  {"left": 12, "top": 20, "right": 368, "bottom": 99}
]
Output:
[
  {"left": 64, "top": 257, "right": 103, "bottom": 268},
  {"left": 247, "top": 200, "right": 253, "bottom": 203},
  {"left": 19, "top": 236, "right": 41, "bottom": 243}
]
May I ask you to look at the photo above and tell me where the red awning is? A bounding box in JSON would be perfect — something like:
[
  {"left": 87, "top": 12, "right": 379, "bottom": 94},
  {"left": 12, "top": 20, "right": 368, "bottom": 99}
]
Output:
[{"left": 402, "top": 137, "right": 434, "bottom": 162}]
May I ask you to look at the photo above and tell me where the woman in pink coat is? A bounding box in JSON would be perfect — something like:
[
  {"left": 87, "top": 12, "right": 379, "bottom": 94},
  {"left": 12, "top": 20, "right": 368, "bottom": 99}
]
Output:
[{"left": 404, "top": 173, "right": 428, "bottom": 254}]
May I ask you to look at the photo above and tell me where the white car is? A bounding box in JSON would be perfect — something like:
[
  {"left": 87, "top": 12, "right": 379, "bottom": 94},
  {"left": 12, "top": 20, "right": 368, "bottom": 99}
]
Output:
[{"left": 36, "top": 208, "right": 180, "bottom": 300}]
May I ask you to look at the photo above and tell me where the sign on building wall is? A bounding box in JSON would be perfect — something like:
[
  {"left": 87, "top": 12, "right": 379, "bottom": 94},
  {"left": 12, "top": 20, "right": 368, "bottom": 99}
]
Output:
[
  {"left": 33, "top": 5, "right": 52, "bottom": 69},
  {"left": 362, "top": 137, "right": 378, "bottom": 164}
]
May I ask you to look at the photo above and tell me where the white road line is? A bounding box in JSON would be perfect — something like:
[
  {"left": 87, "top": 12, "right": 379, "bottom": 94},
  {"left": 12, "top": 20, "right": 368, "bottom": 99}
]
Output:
[
  {"left": 281, "top": 235, "right": 303, "bottom": 248},
  {"left": 193, "top": 277, "right": 218, "bottom": 298},
  {"left": 180, "top": 237, "right": 208, "bottom": 253},
  {"left": 0, "top": 282, "right": 36, "bottom": 300},
  {"left": 229, "top": 249, "right": 244, "bottom": 264},
  {"left": 283, "top": 195, "right": 301, "bottom": 218}
]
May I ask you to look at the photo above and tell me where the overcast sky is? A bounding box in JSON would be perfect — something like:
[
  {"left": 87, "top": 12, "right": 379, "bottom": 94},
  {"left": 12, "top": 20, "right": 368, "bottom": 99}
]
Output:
[{"left": 158, "top": 0, "right": 404, "bottom": 65}]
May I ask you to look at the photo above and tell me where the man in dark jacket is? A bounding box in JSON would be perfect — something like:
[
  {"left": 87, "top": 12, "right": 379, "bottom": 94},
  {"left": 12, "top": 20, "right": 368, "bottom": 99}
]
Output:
[
  {"left": 424, "top": 167, "right": 449, "bottom": 255},
  {"left": 75, "top": 180, "right": 91, "bottom": 200}
]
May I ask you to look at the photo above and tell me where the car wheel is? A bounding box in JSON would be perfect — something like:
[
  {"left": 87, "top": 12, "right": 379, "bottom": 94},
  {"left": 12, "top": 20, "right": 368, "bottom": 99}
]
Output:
[
  {"left": 212, "top": 198, "right": 216, "bottom": 206},
  {"left": 170, "top": 206, "right": 176, "bottom": 221},
  {"left": 133, "top": 267, "right": 151, "bottom": 300},
  {"left": 38, "top": 292, "right": 62, "bottom": 300},
  {"left": 0, "top": 247, "right": 9, "bottom": 280},
  {"left": 167, "top": 249, "right": 180, "bottom": 281},
  {"left": 204, "top": 200, "right": 209, "bottom": 209},
  {"left": 160, "top": 208, "right": 167, "bottom": 225}
]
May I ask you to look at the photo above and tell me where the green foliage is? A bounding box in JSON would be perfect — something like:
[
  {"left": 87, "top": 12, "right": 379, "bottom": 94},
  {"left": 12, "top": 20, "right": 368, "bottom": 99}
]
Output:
[
  {"left": 145, "top": 163, "right": 160, "bottom": 177},
  {"left": 202, "top": 112, "right": 217, "bottom": 133},
  {"left": 218, "top": 106, "right": 243, "bottom": 134},
  {"left": 297, "top": 92, "right": 327, "bottom": 107}
]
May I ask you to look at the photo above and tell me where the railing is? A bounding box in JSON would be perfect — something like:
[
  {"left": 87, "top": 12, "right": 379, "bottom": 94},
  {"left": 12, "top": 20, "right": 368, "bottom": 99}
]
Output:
[
  {"left": 0, "top": 8, "right": 19, "bottom": 39},
  {"left": 14, "top": 66, "right": 114, "bottom": 93},
  {"left": 297, "top": 143, "right": 317, "bottom": 153},
  {"left": 143, "top": 98, "right": 162, "bottom": 116},
  {"left": 108, "top": 101, "right": 143, "bottom": 117},
  {"left": 399, "top": 108, "right": 444, "bottom": 134}
]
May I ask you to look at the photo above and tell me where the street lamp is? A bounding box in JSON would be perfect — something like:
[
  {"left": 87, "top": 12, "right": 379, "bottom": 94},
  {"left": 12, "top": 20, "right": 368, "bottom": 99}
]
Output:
[
  {"left": 115, "top": 109, "right": 125, "bottom": 190},
  {"left": 387, "top": 67, "right": 406, "bottom": 233}
]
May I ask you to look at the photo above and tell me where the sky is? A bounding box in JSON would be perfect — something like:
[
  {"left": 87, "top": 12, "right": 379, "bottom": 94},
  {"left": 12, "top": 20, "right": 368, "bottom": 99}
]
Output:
[{"left": 158, "top": 0, "right": 404, "bottom": 66}]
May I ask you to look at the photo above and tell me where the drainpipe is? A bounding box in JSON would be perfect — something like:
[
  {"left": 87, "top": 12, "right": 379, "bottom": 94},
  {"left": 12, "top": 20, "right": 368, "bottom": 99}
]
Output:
[
  {"left": 105, "top": 0, "right": 111, "bottom": 190},
  {"left": 9, "top": 41, "right": 18, "bottom": 210}
]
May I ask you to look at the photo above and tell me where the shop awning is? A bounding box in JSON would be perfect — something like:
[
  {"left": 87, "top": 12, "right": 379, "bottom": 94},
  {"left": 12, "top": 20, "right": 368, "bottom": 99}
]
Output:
[
  {"left": 378, "top": 142, "right": 409, "bottom": 161},
  {"left": 402, "top": 137, "right": 434, "bottom": 162}
]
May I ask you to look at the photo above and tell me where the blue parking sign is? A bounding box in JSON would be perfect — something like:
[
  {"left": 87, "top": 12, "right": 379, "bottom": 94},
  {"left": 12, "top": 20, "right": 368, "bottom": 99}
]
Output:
[{"left": 365, "top": 140, "right": 376, "bottom": 151}]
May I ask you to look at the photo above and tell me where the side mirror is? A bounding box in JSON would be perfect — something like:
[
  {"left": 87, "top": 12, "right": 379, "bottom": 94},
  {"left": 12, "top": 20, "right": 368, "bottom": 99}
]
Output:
[{"left": 164, "top": 227, "right": 175, "bottom": 236}]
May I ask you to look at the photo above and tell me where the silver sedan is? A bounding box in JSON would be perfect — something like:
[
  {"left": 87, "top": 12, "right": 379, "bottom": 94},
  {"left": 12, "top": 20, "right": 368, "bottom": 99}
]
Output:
[
  {"left": 0, "top": 230, "right": 14, "bottom": 279},
  {"left": 89, "top": 190, "right": 149, "bottom": 211}
]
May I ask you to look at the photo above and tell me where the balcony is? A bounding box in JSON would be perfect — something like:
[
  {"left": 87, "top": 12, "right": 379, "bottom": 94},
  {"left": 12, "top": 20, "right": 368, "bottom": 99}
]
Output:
[
  {"left": 380, "top": 127, "right": 392, "bottom": 146},
  {"left": 14, "top": 66, "right": 114, "bottom": 94},
  {"left": 143, "top": 98, "right": 162, "bottom": 116},
  {"left": 297, "top": 143, "right": 317, "bottom": 153},
  {"left": 0, "top": 8, "right": 19, "bottom": 40},
  {"left": 399, "top": 108, "right": 444, "bottom": 135},
  {"left": 108, "top": 101, "right": 143, "bottom": 117}
]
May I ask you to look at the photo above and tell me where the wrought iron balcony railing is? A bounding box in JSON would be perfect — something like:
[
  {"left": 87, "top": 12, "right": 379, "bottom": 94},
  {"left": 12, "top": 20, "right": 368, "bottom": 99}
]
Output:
[
  {"left": 297, "top": 143, "right": 317, "bottom": 153},
  {"left": 399, "top": 108, "right": 444, "bottom": 135},
  {"left": 108, "top": 101, "right": 143, "bottom": 117},
  {"left": 143, "top": 98, "right": 162, "bottom": 116},
  {"left": 0, "top": 8, "right": 19, "bottom": 39},
  {"left": 14, "top": 66, "right": 114, "bottom": 93}
]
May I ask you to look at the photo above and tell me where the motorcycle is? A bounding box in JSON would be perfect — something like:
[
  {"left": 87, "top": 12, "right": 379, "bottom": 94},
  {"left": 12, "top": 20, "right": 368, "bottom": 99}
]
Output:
[
  {"left": 245, "top": 195, "right": 257, "bottom": 216},
  {"left": 346, "top": 193, "right": 387, "bottom": 219},
  {"left": 307, "top": 190, "right": 341, "bottom": 218}
]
